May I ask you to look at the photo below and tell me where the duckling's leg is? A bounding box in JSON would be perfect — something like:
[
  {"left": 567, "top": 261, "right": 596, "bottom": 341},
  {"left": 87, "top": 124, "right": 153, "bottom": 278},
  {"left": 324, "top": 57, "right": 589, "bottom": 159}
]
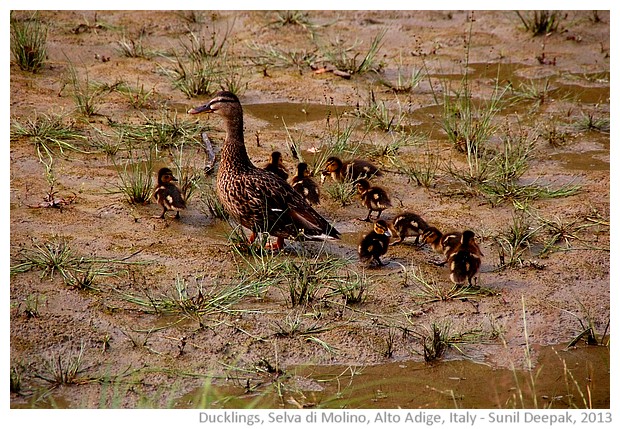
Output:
[
  {"left": 175, "top": 210, "right": 181, "bottom": 219},
  {"left": 153, "top": 207, "right": 167, "bottom": 219},
  {"left": 359, "top": 210, "right": 373, "bottom": 222}
]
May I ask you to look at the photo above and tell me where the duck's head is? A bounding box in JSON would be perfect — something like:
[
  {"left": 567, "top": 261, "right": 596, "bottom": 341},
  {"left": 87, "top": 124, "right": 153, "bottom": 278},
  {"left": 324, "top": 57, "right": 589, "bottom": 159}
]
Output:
[
  {"left": 374, "top": 219, "right": 392, "bottom": 237},
  {"left": 158, "top": 167, "right": 177, "bottom": 184},
  {"left": 270, "top": 151, "right": 283, "bottom": 164},
  {"left": 188, "top": 91, "right": 240, "bottom": 116},
  {"left": 462, "top": 230, "right": 476, "bottom": 244},
  {"left": 323, "top": 156, "right": 343, "bottom": 173},
  {"left": 297, "top": 162, "right": 310, "bottom": 177},
  {"left": 355, "top": 178, "right": 371, "bottom": 193}
]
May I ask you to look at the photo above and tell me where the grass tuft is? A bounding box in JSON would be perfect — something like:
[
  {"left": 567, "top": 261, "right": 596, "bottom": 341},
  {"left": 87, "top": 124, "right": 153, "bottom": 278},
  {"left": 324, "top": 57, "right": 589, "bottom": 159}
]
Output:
[{"left": 10, "top": 14, "right": 47, "bottom": 73}]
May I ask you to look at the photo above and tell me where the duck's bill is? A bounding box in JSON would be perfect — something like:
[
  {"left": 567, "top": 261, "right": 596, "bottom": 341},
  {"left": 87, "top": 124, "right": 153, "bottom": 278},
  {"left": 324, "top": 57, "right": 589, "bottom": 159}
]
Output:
[{"left": 188, "top": 104, "right": 212, "bottom": 114}]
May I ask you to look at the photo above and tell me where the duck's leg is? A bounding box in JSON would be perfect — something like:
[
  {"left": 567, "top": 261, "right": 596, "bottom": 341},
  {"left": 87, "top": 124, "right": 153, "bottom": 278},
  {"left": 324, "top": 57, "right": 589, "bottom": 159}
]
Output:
[
  {"left": 175, "top": 210, "right": 180, "bottom": 219},
  {"left": 248, "top": 231, "right": 257, "bottom": 244}
]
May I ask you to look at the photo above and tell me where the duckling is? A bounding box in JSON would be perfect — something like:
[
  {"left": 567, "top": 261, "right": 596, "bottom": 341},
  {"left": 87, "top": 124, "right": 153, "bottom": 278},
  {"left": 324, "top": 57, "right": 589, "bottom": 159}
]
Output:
[
  {"left": 188, "top": 91, "right": 340, "bottom": 250},
  {"left": 320, "top": 156, "right": 382, "bottom": 183},
  {"left": 390, "top": 212, "right": 429, "bottom": 246},
  {"left": 355, "top": 178, "right": 392, "bottom": 222},
  {"left": 421, "top": 227, "right": 462, "bottom": 264},
  {"left": 358, "top": 219, "right": 392, "bottom": 266},
  {"left": 448, "top": 230, "right": 482, "bottom": 287},
  {"left": 290, "top": 162, "right": 320, "bottom": 206},
  {"left": 153, "top": 167, "right": 186, "bottom": 219},
  {"left": 263, "top": 151, "right": 289, "bottom": 180}
]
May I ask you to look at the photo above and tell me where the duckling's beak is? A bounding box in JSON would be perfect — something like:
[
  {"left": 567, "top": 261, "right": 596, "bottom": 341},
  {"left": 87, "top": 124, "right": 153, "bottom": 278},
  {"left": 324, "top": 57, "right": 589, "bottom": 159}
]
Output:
[
  {"left": 384, "top": 229, "right": 392, "bottom": 237},
  {"left": 188, "top": 103, "right": 213, "bottom": 114}
]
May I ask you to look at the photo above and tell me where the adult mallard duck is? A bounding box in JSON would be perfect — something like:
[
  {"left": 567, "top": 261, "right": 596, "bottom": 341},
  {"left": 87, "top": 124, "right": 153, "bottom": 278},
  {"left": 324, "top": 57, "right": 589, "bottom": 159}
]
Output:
[
  {"left": 358, "top": 219, "right": 392, "bottom": 266},
  {"left": 447, "top": 230, "right": 482, "bottom": 287},
  {"left": 290, "top": 162, "right": 320, "bottom": 206},
  {"left": 355, "top": 178, "right": 392, "bottom": 222},
  {"left": 390, "top": 211, "right": 429, "bottom": 246},
  {"left": 188, "top": 91, "right": 340, "bottom": 249},
  {"left": 320, "top": 156, "right": 381, "bottom": 184},
  {"left": 153, "top": 167, "right": 186, "bottom": 219},
  {"left": 263, "top": 151, "right": 289, "bottom": 180}
]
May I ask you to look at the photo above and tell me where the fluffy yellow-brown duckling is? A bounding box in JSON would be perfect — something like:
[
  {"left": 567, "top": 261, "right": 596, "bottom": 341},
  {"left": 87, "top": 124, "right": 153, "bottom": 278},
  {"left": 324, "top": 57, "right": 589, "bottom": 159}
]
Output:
[
  {"left": 448, "top": 230, "right": 482, "bottom": 287},
  {"left": 188, "top": 91, "right": 340, "bottom": 250},
  {"left": 390, "top": 212, "right": 430, "bottom": 246},
  {"left": 263, "top": 151, "right": 289, "bottom": 180},
  {"left": 421, "top": 227, "right": 462, "bottom": 264},
  {"left": 358, "top": 219, "right": 392, "bottom": 266},
  {"left": 320, "top": 156, "right": 382, "bottom": 183},
  {"left": 356, "top": 178, "right": 392, "bottom": 222},
  {"left": 290, "top": 162, "right": 320, "bottom": 206},
  {"left": 153, "top": 167, "right": 186, "bottom": 219}
]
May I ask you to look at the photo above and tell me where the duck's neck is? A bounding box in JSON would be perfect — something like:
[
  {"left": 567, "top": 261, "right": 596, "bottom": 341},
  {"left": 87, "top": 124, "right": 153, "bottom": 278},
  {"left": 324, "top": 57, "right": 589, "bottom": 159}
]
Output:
[{"left": 220, "top": 109, "right": 253, "bottom": 172}]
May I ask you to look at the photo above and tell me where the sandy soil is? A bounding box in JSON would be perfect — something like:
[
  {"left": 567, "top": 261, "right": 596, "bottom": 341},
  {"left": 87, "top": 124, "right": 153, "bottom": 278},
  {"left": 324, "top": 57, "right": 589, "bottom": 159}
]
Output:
[{"left": 9, "top": 10, "right": 609, "bottom": 408}]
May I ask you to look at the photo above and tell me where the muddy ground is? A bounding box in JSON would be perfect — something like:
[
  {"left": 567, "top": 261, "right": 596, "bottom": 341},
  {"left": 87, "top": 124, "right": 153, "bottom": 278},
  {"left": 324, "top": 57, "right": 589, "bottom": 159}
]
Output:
[{"left": 9, "top": 10, "right": 609, "bottom": 408}]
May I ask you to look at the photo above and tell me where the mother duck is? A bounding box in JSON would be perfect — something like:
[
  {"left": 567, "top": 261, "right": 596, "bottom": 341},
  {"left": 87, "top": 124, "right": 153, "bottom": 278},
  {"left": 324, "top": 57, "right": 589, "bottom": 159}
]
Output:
[{"left": 188, "top": 91, "right": 340, "bottom": 250}]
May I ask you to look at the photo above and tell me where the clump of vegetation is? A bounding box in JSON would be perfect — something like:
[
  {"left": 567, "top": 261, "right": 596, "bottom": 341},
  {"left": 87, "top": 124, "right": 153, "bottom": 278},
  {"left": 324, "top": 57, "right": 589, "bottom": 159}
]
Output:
[
  {"left": 319, "top": 29, "right": 386, "bottom": 75},
  {"left": 65, "top": 63, "right": 108, "bottom": 117},
  {"left": 10, "top": 237, "right": 133, "bottom": 289},
  {"left": 354, "top": 91, "right": 406, "bottom": 132},
  {"left": 10, "top": 14, "right": 47, "bottom": 73},
  {"left": 515, "top": 11, "right": 562, "bottom": 36},
  {"left": 112, "top": 148, "right": 154, "bottom": 205},
  {"left": 36, "top": 343, "right": 87, "bottom": 386},
  {"left": 10, "top": 112, "right": 88, "bottom": 159}
]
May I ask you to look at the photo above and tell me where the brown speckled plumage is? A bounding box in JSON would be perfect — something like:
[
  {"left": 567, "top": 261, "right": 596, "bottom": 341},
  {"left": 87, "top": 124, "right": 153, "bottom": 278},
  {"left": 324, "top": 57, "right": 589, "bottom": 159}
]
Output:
[{"left": 189, "top": 91, "right": 339, "bottom": 248}]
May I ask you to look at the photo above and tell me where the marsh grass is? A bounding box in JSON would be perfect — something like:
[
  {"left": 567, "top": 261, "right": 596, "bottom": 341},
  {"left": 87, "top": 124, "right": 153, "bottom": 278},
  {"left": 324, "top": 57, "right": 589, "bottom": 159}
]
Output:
[
  {"left": 35, "top": 343, "right": 87, "bottom": 386},
  {"left": 10, "top": 112, "right": 88, "bottom": 159},
  {"left": 515, "top": 11, "right": 562, "bottom": 36},
  {"left": 564, "top": 299, "right": 609, "bottom": 348},
  {"left": 112, "top": 148, "right": 154, "bottom": 205},
  {"left": 319, "top": 29, "right": 385, "bottom": 75},
  {"left": 402, "top": 264, "right": 495, "bottom": 303},
  {"left": 573, "top": 112, "right": 610, "bottom": 134},
  {"left": 509, "top": 78, "right": 554, "bottom": 110},
  {"left": 392, "top": 151, "right": 439, "bottom": 188},
  {"left": 111, "top": 110, "right": 203, "bottom": 150},
  {"left": 115, "top": 79, "right": 157, "bottom": 109},
  {"left": 115, "top": 275, "right": 261, "bottom": 326},
  {"left": 493, "top": 212, "right": 541, "bottom": 269},
  {"left": 10, "top": 237, "right": 135, "bottom": 289},
  {"left": 10, "top": 14, "right": 47, "bottom": 73},
  {"left": 247, "top": 42, "right": 317, "bottom": 72},
  {"left": 162, "top": 51, "right": 217, "bottom": 98},
  {"left": 324, "top": 180, "right": 357, "bottom": 207},
  {"left": 354, "top": 90, "right": 406, "bottom": 132},
  {"left": 377, "top": 54, "right": 424, "bottom": 93},
  {"left": 116, "top": 33, "right": 150, "bottom": 58},
  {"left": 64, "top": 63, "right": 108, "bottom": 117}
]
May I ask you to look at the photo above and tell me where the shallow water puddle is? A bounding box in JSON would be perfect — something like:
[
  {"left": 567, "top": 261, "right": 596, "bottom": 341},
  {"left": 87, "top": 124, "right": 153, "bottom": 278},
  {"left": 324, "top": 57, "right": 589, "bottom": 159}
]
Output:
[
  {"left": 244, "top": 103, "right": 351, "bottom": 128},
  {"left": 176, "top": 344, "right": 608, "bottom": 409}
]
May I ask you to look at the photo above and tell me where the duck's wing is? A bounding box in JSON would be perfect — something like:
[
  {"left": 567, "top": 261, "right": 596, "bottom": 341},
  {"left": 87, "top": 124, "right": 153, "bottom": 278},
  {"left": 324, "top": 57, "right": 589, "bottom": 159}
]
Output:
[{"left": 253, "top": 169, "right": 340, "bottom": 239}]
